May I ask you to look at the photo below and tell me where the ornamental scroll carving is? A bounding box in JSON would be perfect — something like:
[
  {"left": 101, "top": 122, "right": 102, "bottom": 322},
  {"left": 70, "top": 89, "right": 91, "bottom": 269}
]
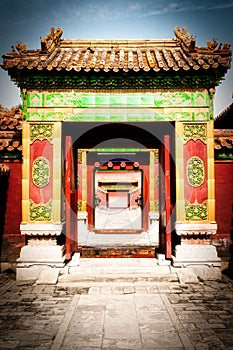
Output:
[
  {"left": 185, "top": 200, "right": 207, "bottom": 221},
  {"left": 30, "top": 124, "right": 53, "bottom": 143},
  {"left": 32, "top": 157, "right": 50, "bottom": 188},
  {"left": 30, "top": 200, "right": 52, "bottom": 221},
  {"left": 186, "top": 156, "right": 205, "bottom": 187},
  {"left": 183, "top": 124, "right": 207, "bottom": 144}
]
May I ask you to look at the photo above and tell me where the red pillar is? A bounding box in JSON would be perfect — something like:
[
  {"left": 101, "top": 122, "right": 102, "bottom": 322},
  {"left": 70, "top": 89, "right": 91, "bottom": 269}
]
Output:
[{"left": 164, "top": 135, "right": 172, "bottom": 259}]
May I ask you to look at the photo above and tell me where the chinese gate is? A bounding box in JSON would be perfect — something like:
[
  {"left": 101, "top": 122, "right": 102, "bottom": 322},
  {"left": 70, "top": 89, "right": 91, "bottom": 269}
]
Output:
[{"left": 1, "top": 26, "right": 231, "bottom": 279}]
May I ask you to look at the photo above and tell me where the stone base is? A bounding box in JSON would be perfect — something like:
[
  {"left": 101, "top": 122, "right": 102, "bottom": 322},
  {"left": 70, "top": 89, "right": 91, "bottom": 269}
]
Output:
[
  {"left": 190, "top": 265, "right": 221, "bottom": 280},
  {"left": 157, "top": 254, "right": 171, "bottom": 266},
  {"left": 36, "top": 268, "right": 60, "bottom": 285},
  {"left": 176, "top": 268, "right": 199, "bottom": 284},
  {"left": 17, "top": 245, "right": 65, "bottom": 281},
  {"left": 17, "top": 265, "right": 63, "bottom": 281},
  {"left": 78, "top": 212, "right": 88, "bottom": 224},
  {"left": 173, "top": 244, "right": 222, "bottom": 280},
  {"left": 66, "top": 253, "right": 80, "bottom": 274},
  {"left": 149, "top": 211, "right": 159, "bottom": 225}
]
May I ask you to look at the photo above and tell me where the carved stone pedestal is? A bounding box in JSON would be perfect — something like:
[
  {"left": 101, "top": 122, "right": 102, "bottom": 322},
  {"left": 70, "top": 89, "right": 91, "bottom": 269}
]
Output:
[
  {"left": 17, "top": 224, "right": 65, "bottom": 281},
  {"left": 173, "top": 222, "right": 222, "bottom": 280}
]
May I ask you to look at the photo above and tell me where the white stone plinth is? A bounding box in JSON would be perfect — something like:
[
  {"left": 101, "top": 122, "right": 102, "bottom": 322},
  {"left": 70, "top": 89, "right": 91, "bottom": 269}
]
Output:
[
  {"left": 17, "top": 245, "right": 65, "bottom": 281},
  {"left": 175, "top": 222, "right": 217, "bottom": 237},
  {"left": 17, "top": 265, "right": 62, "bottom": 281},
  {"left": 149, "top": 211, "right": 159, "bottom": 225},
  {"left": 18, "top": 245, "right": 65, "bottom": 263},
  {"left": 174, "top": 244, "right": 220, "bottom": 262},
  {"left": 20, "top": 223, "right": 63, "bottom": 236},
  {"left": 173, "top": 244, "right": 222, "bottom": 280},
  {"left": 77, "top": 212, "right": 87, "bottom": 224},
  {"left": 173, "top": 222, "right": 221, "bottom": 279}
]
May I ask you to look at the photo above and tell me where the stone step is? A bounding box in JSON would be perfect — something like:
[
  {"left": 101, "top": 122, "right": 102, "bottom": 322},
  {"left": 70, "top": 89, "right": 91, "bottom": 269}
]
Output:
[
  {"left": 58, "top": 257, "right": 179, "bottom": 284},
  {"left": 80, "top": 246, "right": 156, "bottom": 258},
  {"left": 58, "top": 274, "right": 178, "bottom": 283}
]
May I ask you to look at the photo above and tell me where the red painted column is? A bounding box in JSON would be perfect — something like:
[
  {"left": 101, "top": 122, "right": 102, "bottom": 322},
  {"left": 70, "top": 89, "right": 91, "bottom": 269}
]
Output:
[
  {"left": 65, "top": 136, "right": 72, "bottom": 260},
  {"left": 164, "top": 135, "right": 172, "bottom": 259},
  {"left": 77, "top": 155, "right": 82, "bottom": 210},
  {"left": 142, "top": 165, "right": 149, "bottom": 231},
  {"left": 87, "top": 164, "right": 94, "bottom": 231},
  {"left": 65, "top": 136, "right": 78, "bottom": 259}
]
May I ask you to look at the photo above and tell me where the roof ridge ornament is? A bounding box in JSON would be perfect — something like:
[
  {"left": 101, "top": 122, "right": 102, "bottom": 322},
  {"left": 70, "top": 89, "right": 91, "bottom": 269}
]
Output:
[
  {"left": 174, "top": 26, "right": 196, "bottom": 52},
  {"left": 1, "top": 27, "right": 231, "bottom": 85},
  {"left": 11, "top": 41, "right": 27, "bottom": 54},
  {"left": 41, "top": 27, "right": 63, "bottom": 53},
  {"left": 174, "top": 26, "right": 231, "bottom": 55}
]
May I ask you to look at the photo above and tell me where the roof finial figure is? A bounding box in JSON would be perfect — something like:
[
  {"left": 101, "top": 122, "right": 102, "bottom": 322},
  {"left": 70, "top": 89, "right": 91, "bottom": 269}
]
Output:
[
  {"left": 174, "top": 27, "right": 196, "bottom": 51},
  {"left": 207, "top": 38, "right": 218, "bottom": 51},
  {"left": 175, "top": 26, "right": 231, "bottom": 55},
  {"left": 41, "top": 27, "right": 63, "bottom": 53},
  {"left": 11, "top": 41, "right": 27, "bottom": 54}
]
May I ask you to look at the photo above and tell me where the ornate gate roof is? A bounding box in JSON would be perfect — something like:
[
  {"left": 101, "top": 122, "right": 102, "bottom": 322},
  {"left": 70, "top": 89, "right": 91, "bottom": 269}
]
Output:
[{"left": 1, "top": 27, "right": 231, "bottom": 90}]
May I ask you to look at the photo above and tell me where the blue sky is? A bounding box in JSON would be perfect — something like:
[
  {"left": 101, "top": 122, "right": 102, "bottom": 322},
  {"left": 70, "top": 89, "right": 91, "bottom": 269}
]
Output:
[{"left": 0, "top": 0, "right": 233, "bottom": 116}]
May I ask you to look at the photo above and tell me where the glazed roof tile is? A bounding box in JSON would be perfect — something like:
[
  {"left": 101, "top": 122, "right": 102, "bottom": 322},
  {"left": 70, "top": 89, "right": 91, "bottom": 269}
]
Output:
[
  {"left": 214, "top": 129, "right": 233, "bottom": 150},
  {"left": 0, "top": 106, "right": 22, "bottom": 154},
  {"left": 1, "top": 27, "right": 231, "bottom": 74}
]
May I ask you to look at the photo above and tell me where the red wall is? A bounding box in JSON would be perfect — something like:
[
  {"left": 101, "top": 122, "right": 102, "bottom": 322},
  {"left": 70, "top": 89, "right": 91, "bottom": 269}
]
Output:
[
  {"left": 4, "top": 163, "right": 22, "bottom": 235},
  {"left": 0, "top": 163, "right": 24, "bottom": 269},
  {"left": 214, "top": 162, "right": 233, "bottom": 244}
]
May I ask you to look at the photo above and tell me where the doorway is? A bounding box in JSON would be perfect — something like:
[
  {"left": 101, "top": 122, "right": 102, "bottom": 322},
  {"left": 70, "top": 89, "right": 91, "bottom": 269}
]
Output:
[
  {"left": 93, "top": 155, "right": 143, "bottom": 232},
  {"left": 62, "top": 121, "right": 176, "bottom": 258}
]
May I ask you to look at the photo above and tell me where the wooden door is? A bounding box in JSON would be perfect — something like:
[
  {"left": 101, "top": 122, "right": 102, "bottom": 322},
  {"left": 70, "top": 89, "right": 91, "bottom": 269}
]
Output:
[
  {"left": 65, "top": 136, "right": 78, "bottom": 260},
  {"left": 159, "top": 135, "right": 172, "bottom": 259}
]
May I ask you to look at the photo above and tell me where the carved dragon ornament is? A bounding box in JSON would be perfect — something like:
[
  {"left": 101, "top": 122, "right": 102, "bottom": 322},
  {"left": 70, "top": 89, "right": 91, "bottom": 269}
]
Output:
[
  {"left": 174, "top": 26, "right": 231, "bottom": 54},
  {"left": 40, "top": 27, "right": 63, "bottom": 53}
]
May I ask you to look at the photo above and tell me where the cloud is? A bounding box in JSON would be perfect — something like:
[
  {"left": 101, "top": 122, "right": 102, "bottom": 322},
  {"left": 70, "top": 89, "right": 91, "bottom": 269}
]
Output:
[
  {"left": 1, "top": 0, "right": 233, "bottom": 29},
  {"left": 209, "top": 2, "right": 233, "bottom": 9},
  {"left": 56, "top": 0, "right": 233, "bottom": 22},
  {"left": 136, "top": 1, "right": 233, "bottom": 17}
]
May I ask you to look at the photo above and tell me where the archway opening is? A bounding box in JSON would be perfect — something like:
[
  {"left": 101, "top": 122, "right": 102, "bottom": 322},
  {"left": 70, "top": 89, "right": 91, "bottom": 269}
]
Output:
[{"left": 62, "top": 121, "right": 176, "bottom": 257}]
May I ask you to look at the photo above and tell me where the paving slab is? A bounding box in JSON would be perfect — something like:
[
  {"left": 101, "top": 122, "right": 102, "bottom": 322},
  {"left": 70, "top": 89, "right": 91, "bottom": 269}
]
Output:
[
  {"left": 176, "top": 268, "right": 199, "bottom": 284},
  {"left": 0, "top": 273, "right": 233, "bottom": 349},
  {"left": 36, "top": 269, "right": 60, "bottom": 285}
]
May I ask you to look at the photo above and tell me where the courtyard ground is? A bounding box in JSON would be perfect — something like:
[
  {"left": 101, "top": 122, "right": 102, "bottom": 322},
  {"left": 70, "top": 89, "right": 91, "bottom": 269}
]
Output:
[{"left": 0, "top": 267, "right": 233, "bottom": 350}]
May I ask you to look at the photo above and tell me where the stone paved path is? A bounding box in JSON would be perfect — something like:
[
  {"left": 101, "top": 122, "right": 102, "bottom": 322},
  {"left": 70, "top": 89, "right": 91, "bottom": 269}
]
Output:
[
  {"left": 0, "top": 275, "right": 233, "bottom": 349},
  {"left": 95, "top": 208, "right": 141, "bottom": 230},
  {"left": 79, "top": 209, "right": 159, "bottom": 247}
]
